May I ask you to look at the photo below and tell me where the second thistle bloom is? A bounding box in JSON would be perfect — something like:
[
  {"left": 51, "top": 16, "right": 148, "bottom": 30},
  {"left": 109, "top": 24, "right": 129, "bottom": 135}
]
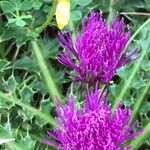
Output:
[
  {"left": 58, "top": 12, "right": 137, "bottom": 83},
  {"left": 43, "top": 90, "right": 142, "bottom": 149}
]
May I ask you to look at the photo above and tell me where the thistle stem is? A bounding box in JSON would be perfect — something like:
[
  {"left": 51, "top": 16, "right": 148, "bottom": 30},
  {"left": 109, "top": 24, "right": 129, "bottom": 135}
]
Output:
[
  {"left": 130, "top": 82, "right": 150, "bottom": 124},
  {"left": 120, "top": 12, "right": 150, "bottom": 16},
  {"left": 131, "top": 122, "right": 150, "bottom": 149},
  {"left": 108, "top": 0, "right": 116, "bottom": 24},
  {"left": 0, "top": 16, "right": 5, "bottom": 58},
  {"left": 125, "top": 18, "right": 150, "bottom": 50},
  {"left": 35, "top": 0, "right": 58, "bottom": 34},
  {"left": 31, "top": 40, "right": 61, "bottom": 103},
  {"left": 112, "top": 18, "right": 150, "bottom": 112}
]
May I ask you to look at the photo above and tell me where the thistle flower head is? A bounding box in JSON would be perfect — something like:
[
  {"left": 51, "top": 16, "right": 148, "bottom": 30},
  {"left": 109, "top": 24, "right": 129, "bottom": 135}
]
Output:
[
  {"left": 43, "top": 90, "right": 142, "bottom": 150},
  {"left": 58, "top": 12, "right": 137, "bottom": 84}
]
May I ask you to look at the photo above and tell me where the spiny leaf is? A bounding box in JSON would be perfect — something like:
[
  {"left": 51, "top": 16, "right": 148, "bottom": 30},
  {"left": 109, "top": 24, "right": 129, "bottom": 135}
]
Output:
[{"left": 112, "top": 26, "right": 150, "bottom": 111}]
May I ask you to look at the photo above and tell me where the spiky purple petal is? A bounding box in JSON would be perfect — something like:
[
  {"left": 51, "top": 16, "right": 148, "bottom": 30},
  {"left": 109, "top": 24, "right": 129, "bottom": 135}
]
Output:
[
  {"left": 44, "top": 90, "right": 142, "bottom": 150},
  {"left": 58, "top": 12, "right": 137, "bottom": 84}
]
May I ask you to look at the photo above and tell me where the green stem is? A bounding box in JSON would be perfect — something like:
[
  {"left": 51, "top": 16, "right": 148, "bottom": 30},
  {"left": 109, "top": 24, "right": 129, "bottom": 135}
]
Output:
[
  {"left": 35, "top": 0, "right": 58, "bottom": 34},
  {"left": 124, "top": 18, "right": 150, "bottom": 50},
  {"left": 112, "top": 18, "right": 150, "bottom": 112},
  {"left": 7, "top": 142, "right": 25, "bottom": 150},
  {"left": 0, "top": 15, "right": 5, "bottom": 59},
  {"left": 120, "top": 12, "right": 150, "bottom": 16},
  {"left": 16, "top": 8, "right": 20, "bottom": 18},
  {"left": 130, "top": 82, "right": 150, "bottom": 124},
  {"left": 108, "top": 0, "right": 116, "bottom": 24},
  {"left": 0, "top": 91, "right": 56, "bottom": 126},
  {"left": 31, "top": 40, "right": 60, "bottom": 103},
  {"left": 131, "top": 122, "right": 150, "bottom": 150}
]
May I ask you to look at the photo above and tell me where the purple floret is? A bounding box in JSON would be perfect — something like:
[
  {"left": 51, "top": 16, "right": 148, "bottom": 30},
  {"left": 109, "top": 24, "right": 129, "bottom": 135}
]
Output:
[
  {"left": 58, "top": 12, "right": 137, "bottom": 84},
  {"left": 43, "top": 89, "right": 142, "bottom": 150}
]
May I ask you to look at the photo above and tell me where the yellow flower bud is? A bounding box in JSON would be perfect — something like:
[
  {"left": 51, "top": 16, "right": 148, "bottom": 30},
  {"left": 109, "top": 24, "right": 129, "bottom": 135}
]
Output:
[{"left": 56, "top": 0, "right": 70, "bottom": 30}]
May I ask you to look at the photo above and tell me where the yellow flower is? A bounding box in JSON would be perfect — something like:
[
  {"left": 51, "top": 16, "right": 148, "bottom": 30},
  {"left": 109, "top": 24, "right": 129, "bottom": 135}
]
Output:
[{"left": 56, "top": 0, "right": 70, "bottom": 30}]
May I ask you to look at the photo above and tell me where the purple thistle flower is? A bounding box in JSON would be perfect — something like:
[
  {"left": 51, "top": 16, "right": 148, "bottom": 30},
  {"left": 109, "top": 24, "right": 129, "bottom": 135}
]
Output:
[
  {"left": 58, "top": 12, "right": 138, "bottom": 84},
  {"left": 43, "top": 90, "right": 142, "bottom": 150}
]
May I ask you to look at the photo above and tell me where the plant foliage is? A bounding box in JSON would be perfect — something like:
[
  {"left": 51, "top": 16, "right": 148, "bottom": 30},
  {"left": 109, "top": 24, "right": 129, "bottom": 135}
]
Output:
[{"left": 0, "top": 0, "right": 150, "bottom": 149}]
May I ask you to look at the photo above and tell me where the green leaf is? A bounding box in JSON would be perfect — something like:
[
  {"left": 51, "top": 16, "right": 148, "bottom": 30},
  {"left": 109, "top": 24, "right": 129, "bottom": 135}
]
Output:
[
  {"left": 15, "top": 19, "right": 26, "bottom": 27},
  {"left": 7, "top": 18, "right": 17, "bottom": 25},
  {"left": 49, "top": 66, "right": 65, "bottom": 85},
  {"left": 9, "top": 0, "right": 21, "bottom": 7},
  {"left": 7, "top": 15, "right": 32, "bottom": 27},
  {"left": 131, "top": 122, "right": 150, "bottom": 149},
  {"left": 4, "top": 74, "right": 18, "bottom": 92},
  {"left": 31, "top": 41, "right": 61, "bottom": 102},
  {"left": 141, "top": 58, "right": 150, "bottom": 71},
  {"left": 17, "top": 134, "right": 36, "bottom": 150},
  {"left": 32, "top": 0, "right": 42, "bottom": 10},
  {"left": 0, "top": 27, "right": 38, "bottom": 47},
  {"left": 140, "top": 101, "right": 150, "bottom": 114},
  {"left": 36, "top": 100, "right": 53, "bottom": 127},
  {"left": 117, "top": 65, "right": 148, "bottom": 89},
  {"left": 9, "top": 0, "right": 21, "bottom": 10},
  {"left": 0, "top": 59, "right": 10, "bottom": 72},
  {"left": 26, "top": 29, "right": 39, "bottom": 39},
  {"left": 20, "top": 85, "right": 34, "bottom": 105},
  {"left": 78, "top": 0, "right": 92, "bottom": 6},
  {"left": 71, "top": 0, "right": 78, "bottom": 9},
  {"left": 38, "top": 38, "right": 60, "bottom": 59},
  {"left": 19, "top": 84, "right": 35, "bottom": 120},
  {"left": 130, "top": 83, "right": 150, "bottom": 123},
  {"left": 20, "top": 15, "right": 33, "bottom": 20},
  {"left": 21, "top": 0, "right": 33, "bottom": 11},
  {"left": 71, "top": 10, "right": 82, "bottom": 21},
  {"left": 0, "top": 125, "right": 12, "bottom": 138},
  {"left": 1, "top": 1, "right": 16, "bottom": 13},
  {"left": 0, "top": 138, "right": 15, "bottom": 144},
  {"left": 112, "top": 26, "right": 150, "bottom": 111},
  {"left": 13, "top": 55, "right": 38, "bottom": 72},
  {"left": 0, "top": 91, "right": 56, "bottom": 126},
  {"left": 145, "top": 0, "right": 150, "bottom": 8}
]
